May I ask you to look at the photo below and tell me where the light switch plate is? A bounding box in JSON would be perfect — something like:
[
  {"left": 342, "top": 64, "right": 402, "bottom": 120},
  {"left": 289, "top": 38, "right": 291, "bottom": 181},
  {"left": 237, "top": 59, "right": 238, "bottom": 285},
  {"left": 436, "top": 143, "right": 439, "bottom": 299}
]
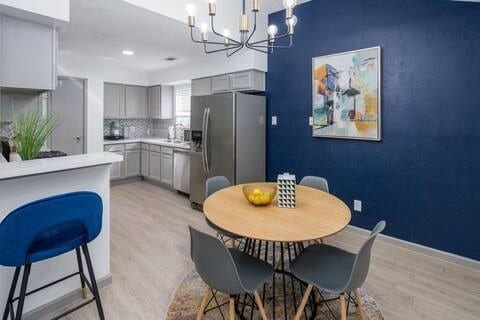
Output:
[
  {"left": 272, "top": 116, "right": 277, "bottom": 126},
  {"left": 309, "top": 117, "right": 313, "bottom": 126},
  {"left": 354, "top": 200, "right": 362, "bottom": 212}
]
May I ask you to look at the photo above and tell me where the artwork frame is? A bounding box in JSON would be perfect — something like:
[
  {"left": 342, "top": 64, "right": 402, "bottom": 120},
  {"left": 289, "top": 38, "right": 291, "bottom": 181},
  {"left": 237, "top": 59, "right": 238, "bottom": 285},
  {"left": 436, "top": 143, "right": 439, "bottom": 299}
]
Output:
[{"left": 312, "top": 46, "right": 382, "bottom": 141}]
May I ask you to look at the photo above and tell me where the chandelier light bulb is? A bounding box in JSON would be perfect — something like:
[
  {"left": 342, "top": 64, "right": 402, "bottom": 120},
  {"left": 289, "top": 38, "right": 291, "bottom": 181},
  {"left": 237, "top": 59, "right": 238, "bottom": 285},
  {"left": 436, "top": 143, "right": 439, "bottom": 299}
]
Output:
[
  {"left": 207, "top": 0, "right": 217, "bottom": 15},
  {"left": 199, "top": 22, "right": 209, "bottom": 33},
  {"left": 283, "top": 0, "right": 297, "bottom": 9},
  {"left": 267, "top": 25, "right": 278, "bottom": 37},
  {"left": 223, "top": 29, "right": 231, "bottom": 38},
  {"left": 286, "top": 15, "right": 298, "bottom": 27},
  {"left": 185, "top": 3, "right": 197, "bottom": 17}
]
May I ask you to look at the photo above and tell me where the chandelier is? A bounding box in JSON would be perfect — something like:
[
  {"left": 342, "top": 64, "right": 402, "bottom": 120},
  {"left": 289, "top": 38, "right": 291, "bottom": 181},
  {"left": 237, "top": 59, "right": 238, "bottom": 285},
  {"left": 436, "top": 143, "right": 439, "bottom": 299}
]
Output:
[{"left": 186, "top": 0, "right": 298, "bottom": 56}]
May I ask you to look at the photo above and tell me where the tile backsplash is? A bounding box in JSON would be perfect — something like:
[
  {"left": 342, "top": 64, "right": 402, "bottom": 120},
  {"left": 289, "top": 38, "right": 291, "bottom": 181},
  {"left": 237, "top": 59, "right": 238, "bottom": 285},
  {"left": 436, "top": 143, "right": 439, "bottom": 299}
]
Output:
[{"left": 103, "top": 119, "right": 176, "bottom": 139}]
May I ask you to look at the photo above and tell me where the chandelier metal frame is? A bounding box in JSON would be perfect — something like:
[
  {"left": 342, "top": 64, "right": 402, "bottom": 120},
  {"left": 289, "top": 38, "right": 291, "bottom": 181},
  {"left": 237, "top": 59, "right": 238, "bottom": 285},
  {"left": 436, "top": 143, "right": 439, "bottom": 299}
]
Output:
[{"left": 187, "top": 0, "right": 298, "bottom": 56}]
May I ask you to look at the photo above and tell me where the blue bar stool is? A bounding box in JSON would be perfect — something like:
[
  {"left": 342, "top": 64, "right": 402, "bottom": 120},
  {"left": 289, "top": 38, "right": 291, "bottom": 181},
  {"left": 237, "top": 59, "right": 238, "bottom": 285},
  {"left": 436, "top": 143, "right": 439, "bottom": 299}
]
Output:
[{"left": 0, "top": 192, "right": 105, "bottom": 320}]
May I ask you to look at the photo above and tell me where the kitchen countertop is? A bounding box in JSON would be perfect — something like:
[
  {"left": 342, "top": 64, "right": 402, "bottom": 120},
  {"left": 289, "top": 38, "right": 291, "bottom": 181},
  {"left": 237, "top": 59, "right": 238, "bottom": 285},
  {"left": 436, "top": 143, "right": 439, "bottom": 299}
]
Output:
[
  {"left": 103, "top": 138, "right": 191, "bottom": 150},
  {"left": 0, "top": 152, "right": 123, "bottom": 181}
]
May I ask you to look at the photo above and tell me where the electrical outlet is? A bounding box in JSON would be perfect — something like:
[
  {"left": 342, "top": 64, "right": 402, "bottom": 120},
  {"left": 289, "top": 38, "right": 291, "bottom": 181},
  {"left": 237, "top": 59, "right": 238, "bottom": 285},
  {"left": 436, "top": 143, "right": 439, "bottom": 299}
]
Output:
[
  {"left": 309, "top": 117, "right": 313, "bottom": 126},
  {"left": 354, "top": 200, "right": 362, "bottom": 212},
  {"left": 272, "top": 116, "right": 278, "bottom": 126}
]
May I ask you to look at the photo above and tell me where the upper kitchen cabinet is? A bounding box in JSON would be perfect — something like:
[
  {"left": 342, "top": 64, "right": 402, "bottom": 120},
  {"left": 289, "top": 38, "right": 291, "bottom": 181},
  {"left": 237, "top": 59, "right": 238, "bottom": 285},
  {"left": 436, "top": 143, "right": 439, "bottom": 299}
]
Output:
[
  {"left": 104, "top": 83, "right": 149, "bottom": 119},
  {"left": 104, "top": 83, "right": 125, "bottom": 119},
  {"left": 0, "top": 15, "right": 57, "bottom": 91},
  {"left": 211, "top": 75, "right": 231, "bottom": 93},
  {"left": 148, "top": 85, "right": 174, "bottom": 119},
  {"left": 193, "top": 70, "right": 265, "bottom": 95},
  {"left": 191, "top": 78, "right": 211, "bottom": 96},
  {"left": 125, "top": 85, "right": 148, "bottom": 118}
]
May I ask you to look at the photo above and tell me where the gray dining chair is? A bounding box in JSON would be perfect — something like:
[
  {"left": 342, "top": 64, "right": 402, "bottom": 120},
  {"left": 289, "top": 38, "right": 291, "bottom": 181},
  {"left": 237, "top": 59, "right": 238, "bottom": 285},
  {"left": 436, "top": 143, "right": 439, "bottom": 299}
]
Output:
[
  {"left": 299, "top": 176, "right": 329, "bottom": 193},
  {"left": 299, "top": 176, "right": 329, "bottom": 244},
  {"left": 189, "top": 226, "right": 273, "bottom": 320},
  {"left": 291, "top": 221, "right": 386, "bottom": 320},
  {"left": 206, "top": 176, "right": 243, "bottom": 247}
]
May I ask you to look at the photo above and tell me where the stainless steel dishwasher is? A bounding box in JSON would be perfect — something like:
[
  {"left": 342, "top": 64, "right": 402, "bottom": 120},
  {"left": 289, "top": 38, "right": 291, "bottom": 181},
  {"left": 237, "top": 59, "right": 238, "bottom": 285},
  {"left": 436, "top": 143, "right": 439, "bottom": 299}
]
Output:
[{"left": 173, "top": 149, "right": 191, "bottom": 194}]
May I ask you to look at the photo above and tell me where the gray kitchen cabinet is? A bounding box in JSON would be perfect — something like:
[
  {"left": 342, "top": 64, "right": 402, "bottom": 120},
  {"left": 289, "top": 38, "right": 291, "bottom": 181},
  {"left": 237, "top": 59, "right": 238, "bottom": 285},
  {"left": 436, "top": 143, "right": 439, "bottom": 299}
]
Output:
[
  {"left": 104, "top": 144, "right": 125, "bottom": 181},
  {"left": 149, "top": 151, "right": 162, "bottom": 182},
  {"left": 211, "top": 75, "right": 231, "bottom": 93},
  {"left": 141, "top": 149, "right": 150, "bottom": 177},
  {"left": 148, "top": 85, "right": 174, "bottom": 119},
  {"left": 104, "top": 83, "right": 125, "bottom": 119},
  {"left": 161, "top": 147, "right": 173, "bottom": 186},
  {"left": 195, "top": 70, "right": 265, "bottom": 95},
  {"left": 148, "top": 86, "right": 161, "bottom": 118},
  {"left": 124, "top": 149, "right": 141, "bottom": 178},
  {"left": 191, "top": 78, "right": 211, "bottom": 96},
  {"left": 125, "top": 85, "right": 148, "bottom": 118},
  {"left": 230, "top": 70, "right": 265, "bottom": 91},
  {"left": 110, "top": 151, "right": 125, "bottom": 181},
  {"left": 0, "top": 15, "right": 57, "bottom": 91}
]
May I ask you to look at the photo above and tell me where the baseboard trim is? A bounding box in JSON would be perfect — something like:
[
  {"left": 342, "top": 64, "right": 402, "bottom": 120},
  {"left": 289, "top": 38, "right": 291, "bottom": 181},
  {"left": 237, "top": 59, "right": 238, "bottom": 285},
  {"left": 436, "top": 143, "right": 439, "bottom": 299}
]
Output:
[
  {"left": 22, "top": 274, "right": 112, "bottom": 320},
  {"left": 343, "top": 225, "right": 480, "bottom": 271}
]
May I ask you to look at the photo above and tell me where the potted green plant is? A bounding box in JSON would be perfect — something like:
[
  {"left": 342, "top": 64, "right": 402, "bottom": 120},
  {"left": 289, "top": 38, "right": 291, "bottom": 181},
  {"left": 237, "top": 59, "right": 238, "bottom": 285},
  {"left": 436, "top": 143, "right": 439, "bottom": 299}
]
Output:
[{"left": 13, "top": 111, "right": 59, "bottom": 160}]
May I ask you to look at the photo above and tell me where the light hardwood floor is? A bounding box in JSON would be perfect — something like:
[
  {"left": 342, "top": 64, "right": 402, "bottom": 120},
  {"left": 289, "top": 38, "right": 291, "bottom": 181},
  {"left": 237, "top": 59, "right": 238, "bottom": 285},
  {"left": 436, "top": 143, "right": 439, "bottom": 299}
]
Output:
[{"left": 50, "top": 181, "right": 479, "bottom": 320}]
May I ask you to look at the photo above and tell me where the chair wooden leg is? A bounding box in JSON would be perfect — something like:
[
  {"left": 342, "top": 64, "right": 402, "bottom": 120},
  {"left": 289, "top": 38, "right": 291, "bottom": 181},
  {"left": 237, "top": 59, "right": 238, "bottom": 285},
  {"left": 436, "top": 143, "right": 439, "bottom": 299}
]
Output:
[
  {"left": 354, "top": 289, "right": 367, "bottom": 320},
  {"left": 340, "top": 294, "right": 347, "bottom": 320},
  {"left": 294, "top": 284, "right": 313, "bottom": 320},
  {"left": 229, "top": 297, "right": 235, "bottom": 320},
  {"left": 253, "top": 291, "right": 268, "bottom": 320},
  {"left": 196, "top": 287, "right": 210, "bottom": 320}
]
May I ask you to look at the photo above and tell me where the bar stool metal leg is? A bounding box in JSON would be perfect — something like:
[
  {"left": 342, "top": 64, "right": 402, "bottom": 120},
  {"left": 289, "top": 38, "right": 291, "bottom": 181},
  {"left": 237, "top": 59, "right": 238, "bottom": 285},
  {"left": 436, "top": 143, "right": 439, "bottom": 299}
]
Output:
[
  {"left": 2, "top": 267, "right": 21, "bottom": 320},
  {"left": 15, "top": 264, "right": 31, "bottom": 320},
  {"left": 82, "top": 245, "right": 105, "bottom": 320},
  {"left": 75, "top": 248, "right": 88, "bottom": 299}
]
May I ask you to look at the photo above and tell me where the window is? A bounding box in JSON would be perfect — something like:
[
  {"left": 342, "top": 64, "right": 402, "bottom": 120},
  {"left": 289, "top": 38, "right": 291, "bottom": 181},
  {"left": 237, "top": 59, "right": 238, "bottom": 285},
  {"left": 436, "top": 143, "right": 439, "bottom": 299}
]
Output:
[{"left": 175, "top": 84, "right": 191, "bottom": 127}]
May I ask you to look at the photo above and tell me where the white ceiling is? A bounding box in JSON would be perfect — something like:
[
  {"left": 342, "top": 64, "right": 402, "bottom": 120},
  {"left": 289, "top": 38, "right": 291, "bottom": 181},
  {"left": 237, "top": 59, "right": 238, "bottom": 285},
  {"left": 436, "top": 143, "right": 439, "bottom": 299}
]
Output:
[
  {"left": 59, "top": 0, "right": 311, "bottom": 73},
  {"left": 58, "top": 0, "right": 209, "bottom": 72}
]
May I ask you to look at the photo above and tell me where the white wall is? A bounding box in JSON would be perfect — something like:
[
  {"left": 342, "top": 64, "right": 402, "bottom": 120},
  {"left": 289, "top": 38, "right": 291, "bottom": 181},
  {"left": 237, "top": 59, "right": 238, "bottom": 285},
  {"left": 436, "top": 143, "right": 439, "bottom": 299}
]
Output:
[
  {"left": 0, "top": 0, "right": 69, "bottom": 24},
  {"left": 148, "top": 49, "right": 266, "bottom": 85},
  {"left": 58, "top": 56, "right": 149, "bottom": 153}
]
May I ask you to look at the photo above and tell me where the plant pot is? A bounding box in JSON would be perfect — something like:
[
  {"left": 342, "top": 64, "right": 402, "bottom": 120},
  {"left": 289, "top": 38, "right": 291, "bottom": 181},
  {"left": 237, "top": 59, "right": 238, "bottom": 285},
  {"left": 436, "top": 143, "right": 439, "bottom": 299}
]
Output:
[{"left": 9, "top": 152, "right": 22, "bottom": 162}]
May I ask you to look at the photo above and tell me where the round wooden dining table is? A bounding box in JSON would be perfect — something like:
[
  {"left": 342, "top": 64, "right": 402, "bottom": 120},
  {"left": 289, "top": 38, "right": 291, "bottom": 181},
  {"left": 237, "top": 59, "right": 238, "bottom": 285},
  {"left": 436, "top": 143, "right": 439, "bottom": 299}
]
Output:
[{"left": 203, "top": 183, "right": 352, "bottom": 320}]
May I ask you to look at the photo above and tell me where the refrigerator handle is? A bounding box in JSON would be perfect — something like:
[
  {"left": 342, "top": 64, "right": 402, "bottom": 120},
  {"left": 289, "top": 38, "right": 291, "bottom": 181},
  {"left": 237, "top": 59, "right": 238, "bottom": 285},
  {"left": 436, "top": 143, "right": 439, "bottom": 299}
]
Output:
[
  {"left": 201, "top": 107, "right": 208, "bottom": 173},
  {"left": 204, "top": 108, "right": 211, "bottom": 174}
]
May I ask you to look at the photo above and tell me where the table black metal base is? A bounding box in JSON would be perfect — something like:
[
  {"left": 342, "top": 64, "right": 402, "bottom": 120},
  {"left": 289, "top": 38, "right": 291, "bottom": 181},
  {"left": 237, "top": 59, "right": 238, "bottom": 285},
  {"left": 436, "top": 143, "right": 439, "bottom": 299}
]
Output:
[{"left": 236, "top": 239, "right": 318, "bottom": 320}]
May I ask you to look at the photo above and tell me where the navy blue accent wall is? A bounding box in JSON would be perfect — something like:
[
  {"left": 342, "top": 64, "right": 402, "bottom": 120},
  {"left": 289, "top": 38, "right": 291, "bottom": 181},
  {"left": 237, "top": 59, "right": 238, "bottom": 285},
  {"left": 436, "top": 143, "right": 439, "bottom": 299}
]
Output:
[{"left": 267, "top": 0, "right": 480, "bottom": 260}]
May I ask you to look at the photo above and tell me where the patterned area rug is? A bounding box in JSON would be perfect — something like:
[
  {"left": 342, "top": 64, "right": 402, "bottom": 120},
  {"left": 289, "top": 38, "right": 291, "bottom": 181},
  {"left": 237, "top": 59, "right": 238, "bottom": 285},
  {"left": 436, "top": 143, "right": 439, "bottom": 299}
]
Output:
[{"left": 166, "top": 270, "right": 384, "bottom": 320}]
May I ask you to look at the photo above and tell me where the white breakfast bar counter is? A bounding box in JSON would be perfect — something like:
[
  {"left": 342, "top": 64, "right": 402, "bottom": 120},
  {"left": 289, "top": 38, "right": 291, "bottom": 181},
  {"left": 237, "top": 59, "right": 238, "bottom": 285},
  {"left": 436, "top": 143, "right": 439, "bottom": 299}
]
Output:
[{"left": 0, "top": 152, "right": 122, "bottom": 318}]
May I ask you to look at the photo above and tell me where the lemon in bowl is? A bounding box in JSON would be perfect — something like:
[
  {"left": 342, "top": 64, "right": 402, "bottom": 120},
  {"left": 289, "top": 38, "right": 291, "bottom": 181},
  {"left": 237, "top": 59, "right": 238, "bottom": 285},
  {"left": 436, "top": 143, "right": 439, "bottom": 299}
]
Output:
[{"left": 242, "top": 184, "right": 277, "bottom": 206}]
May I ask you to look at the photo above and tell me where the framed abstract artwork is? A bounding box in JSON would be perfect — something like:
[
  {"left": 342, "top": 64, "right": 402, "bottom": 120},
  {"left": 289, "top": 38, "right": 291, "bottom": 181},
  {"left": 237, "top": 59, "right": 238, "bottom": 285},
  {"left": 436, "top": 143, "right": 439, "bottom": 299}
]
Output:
[{"left": 312, "top": 47, "right": 381, "bottom": 141}]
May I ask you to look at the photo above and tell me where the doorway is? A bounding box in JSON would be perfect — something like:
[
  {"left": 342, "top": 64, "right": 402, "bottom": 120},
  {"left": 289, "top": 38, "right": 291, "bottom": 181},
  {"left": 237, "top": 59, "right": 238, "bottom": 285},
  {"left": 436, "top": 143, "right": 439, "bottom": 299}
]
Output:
[{"left": 48, "top": 77, "right": 87, "bottom": 155}]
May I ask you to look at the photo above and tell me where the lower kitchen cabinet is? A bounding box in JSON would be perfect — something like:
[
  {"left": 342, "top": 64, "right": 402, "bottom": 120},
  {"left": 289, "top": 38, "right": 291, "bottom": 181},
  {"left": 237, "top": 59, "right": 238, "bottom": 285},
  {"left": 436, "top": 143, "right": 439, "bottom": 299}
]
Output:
[
  {"left": 124, "top": 149, "right": 141, "bottom": 178},
  {"left": 161, "top": 148, "right": 173, "bottom": 186},
  {"left": 141, "top": 149, "right": 149, "bottom": 176},
  {"left": 110, "top": 151, "right": 124, "bottom": 181},
  {"left": 149, "top": 151, "right": 162, "bottom": 181}
]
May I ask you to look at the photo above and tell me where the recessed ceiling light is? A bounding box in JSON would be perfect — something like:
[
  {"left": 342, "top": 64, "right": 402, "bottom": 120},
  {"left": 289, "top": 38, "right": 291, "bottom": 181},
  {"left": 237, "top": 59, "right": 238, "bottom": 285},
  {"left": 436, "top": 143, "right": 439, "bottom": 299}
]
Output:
[
  {"left": 165, "top": 56, "right": 178, "bottom": 61},
  {"left": 122, "top": 50, "right": 134, "bottom": 56}
]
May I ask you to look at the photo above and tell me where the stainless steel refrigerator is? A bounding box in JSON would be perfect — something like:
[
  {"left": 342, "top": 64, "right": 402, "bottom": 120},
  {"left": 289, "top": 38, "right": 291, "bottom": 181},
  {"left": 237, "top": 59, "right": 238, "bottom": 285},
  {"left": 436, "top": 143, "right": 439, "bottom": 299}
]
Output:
[{"left": 190, "top": 92, "right": 266, "bottom": 207}]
